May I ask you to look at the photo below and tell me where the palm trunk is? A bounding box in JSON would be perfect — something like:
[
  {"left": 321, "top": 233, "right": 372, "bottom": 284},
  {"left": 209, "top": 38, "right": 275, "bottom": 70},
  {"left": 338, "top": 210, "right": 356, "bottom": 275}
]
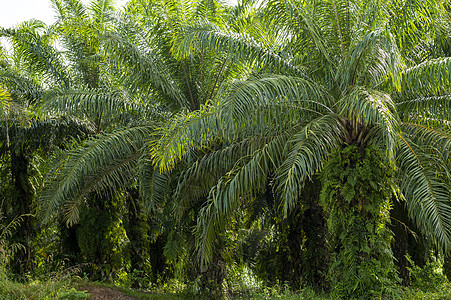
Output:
[
  {"left": 390, "top": 200, "right": 426, "bottom": 285},
  {"left": 123, "top": 189, "right": 150, "bottom": 287},
  {"left": 320, "top": 145, "right": 400, "bottom": 298},
  {"left": 301, "top": 201, "right": 329, "bottom": 289},
  {"left": 10, "top": 151, "right": 34, "bottom": 277}
]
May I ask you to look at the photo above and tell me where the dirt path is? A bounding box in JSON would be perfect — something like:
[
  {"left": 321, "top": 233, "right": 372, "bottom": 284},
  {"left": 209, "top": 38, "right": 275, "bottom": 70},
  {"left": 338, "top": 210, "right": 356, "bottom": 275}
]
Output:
[{"left": 81, "top": 285, "right": 137, "bottom": 300}]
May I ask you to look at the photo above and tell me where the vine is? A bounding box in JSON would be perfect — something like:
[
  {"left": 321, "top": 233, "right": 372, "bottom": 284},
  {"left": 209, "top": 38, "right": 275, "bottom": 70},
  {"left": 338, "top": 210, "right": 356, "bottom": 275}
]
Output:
[{"left": 320, "top": 145, "right": 400, "bottom": 298}]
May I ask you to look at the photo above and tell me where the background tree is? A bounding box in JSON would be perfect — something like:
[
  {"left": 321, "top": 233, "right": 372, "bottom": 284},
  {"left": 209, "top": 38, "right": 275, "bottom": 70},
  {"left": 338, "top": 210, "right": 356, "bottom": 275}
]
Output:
[{"left": 0, "top": 20, "right": 93, "bottom": 276}]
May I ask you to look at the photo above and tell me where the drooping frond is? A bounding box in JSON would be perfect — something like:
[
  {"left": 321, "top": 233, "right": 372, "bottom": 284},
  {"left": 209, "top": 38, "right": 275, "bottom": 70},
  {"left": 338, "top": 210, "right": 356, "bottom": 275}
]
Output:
[
  {"left": 151, "top": 107, "right": 225, "bottom": 172},
  {"left": 398, "top": 94, "right": 451, "bottom": 125},
  {"left": 195, "top": 129, "right": 290, "bottom": 265},
  {"left": 264, "top": 0, "right": 335, "bottom": 64},
  {"left": 386, "top": 0, "right": 441, "bottom": 55},
  {"left": 0, "top": 115, "right": 93, "bottom": 156},
  {"left": 396, "top": 131, "right": 451, "bottom": 251},
  {"left": 139, "top": 149, "right": 171, "bottom": 212},
  {"left": 402, "top": 57, "right": 451, "bottom": 97},
  {"left": 1, "top": 26, "right": 70, "bottom": 87},
  {"left": 401, "top": 123, "right": 451, "bottom": 171},
  {"left": 41, "top": 88, "right": 159, "bottom": 130},
  {"left": 39, "top": 125, "right": 153, "bottom": 225},
  {"left": 0, "top": 69, "right": 44, "bottom": 101},
  {"left": 152, "top": 72, "right": 327, "bottom": 174},
  {"left": 174, "top": 130, "right": 294, "bottom": 218},
  {"left": 276, "top": 114, "right": 345, "bottom": 215},
  {"left": 173, "top": 20, "right": 303, "bottom": 75},
  {"left": 338, "top": 28, "right": 402, "bottom": 89},
  {"left": 194, "top": 0, "right": 228, "bottom": 23},
  {"left": 219, "top": 73, "right": 331, "bottom": 127},
  {"left": 51, "top": 0, "right": 89, "bottom": 21},
  {"left": 339, "top": 87, "right": 400, "bottom": 157},
  {"left": 0, "top": 88, "right": 12, "bottom": 118},
  {"left": 102, "top": 32, "right": 188, "bottom": 109},
  {"left": 89, "top": 0, "right": 116, "bottom": 26}
]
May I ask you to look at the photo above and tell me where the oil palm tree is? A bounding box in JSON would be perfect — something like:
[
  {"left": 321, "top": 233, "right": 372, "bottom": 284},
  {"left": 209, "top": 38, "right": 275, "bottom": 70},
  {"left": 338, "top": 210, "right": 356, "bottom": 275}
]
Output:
[
  {"left": 0, "top": 19, "right": 94, "bottom": 275},
  {"left": 151, "top": 0, "right": 451, "bottom": 296},
  {"left": 37, "top": 0, "right": 246, "bottom": 282},
  {"left": 0, "top": 1, "right": 149, "bottom": 277}
]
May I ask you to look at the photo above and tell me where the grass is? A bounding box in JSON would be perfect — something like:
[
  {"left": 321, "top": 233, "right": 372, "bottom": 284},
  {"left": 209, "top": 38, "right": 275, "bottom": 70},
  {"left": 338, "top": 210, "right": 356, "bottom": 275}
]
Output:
[
  {"left": 1, "top": 269, "right": 451, "bottom": 300},
  {"left": 0, "top": 273, "right": 90, "bottom": 300}
]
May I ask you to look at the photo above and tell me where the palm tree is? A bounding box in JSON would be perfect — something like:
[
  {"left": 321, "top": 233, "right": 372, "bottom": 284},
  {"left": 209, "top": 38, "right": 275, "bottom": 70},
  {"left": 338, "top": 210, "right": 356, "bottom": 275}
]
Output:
[
  {"left": 37, "top": 0, "right": 246, "bottom": 283},
  {"left": 152, "top": 0, "right": 451, "bottom": 296},
  {"left": 0, "top": 19, "right": 94, "bottom": 275},
  {"left": 0, "top": 0, "right": 145, "bottom": 277}
]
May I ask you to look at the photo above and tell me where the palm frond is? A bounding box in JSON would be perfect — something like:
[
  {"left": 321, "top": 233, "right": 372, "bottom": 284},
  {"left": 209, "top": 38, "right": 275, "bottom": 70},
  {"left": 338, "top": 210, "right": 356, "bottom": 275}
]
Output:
[
  {"left": 1, "top": 27, "right": 70, "bottom": 87},
  {"left": 219, "top": 73, "right": 331, "bottom": 127},
  {"left": 401, "top": 123, "right": 451, "bottom": 171},
  {"left": 0, "top": 69, "right": 44, "bottom": 101},
  {"left": 402, "top": 57, "right": 451, "bottom": 97},
  {"left": 275, "top": 114, "right": 344, "bottom": 215},
  {"left": 139, "top": 151, "right": 171, "bottom": 212},
  {"left": 102, "top": 32, "right": 188, "bottom": 109},
  {"left": 339, "top": 87, "right": 400, "bottom": 157},
  {"left": 41, "top": 88, "right": 157, "bottom": 130},
  {"left": 39, "top": 125, "right": 153, "bottom": 225},
  {"left": 174, "top": 20, "right": 303, "bottom": 75},
  {"left": 195, "top": 130, "right": 289, "bottom": 265},
  {"left": 397, "top": 94, "right": 451, "bottom": 123},
  {"left": 397, "top": 132, "right": 451, "bottom": 251},
  {"left": 151, "top": 107, "right": 225, "bottom": 172},
  {"left": 174, "top": 129, "right": 294, "bottom": 218},
  {"left": 338, "top": 28, "right": 402, "bottom": 89}
]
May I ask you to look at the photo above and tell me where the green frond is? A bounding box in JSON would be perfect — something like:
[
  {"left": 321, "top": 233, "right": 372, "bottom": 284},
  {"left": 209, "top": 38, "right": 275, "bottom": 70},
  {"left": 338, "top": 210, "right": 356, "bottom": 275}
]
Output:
[
  {"left": 51, "top": 0, "right": 89, "bottom": 20},
  {"left": 0, "top": 116, "right": 93, "bottom": 154},
  {"left": 1, "top": 27, "right": 70, "bottom": 87},
  {"left": 41, "top": 88, "right": 157, "bottom": 130},
  {"left": 174, "top": 131, "right": 291, "bottom": 218},
  {"left": 195, "top": 130, "right": 289, "bottom": 265},
  {"left": 339, "top": 87, "right": 400, "bottom": 156},
  {"left": 219, "top": 73, "right": 331, "bottom": 127},
  {"left": 397, "top": 133, "right": 451, "bottom": 251},
  {"left": 102, "top": 33, "right": 188, "bottom": 109},
  {"left": 0, "top": 69, "right": 44, "bottom": 101},
  {"left": 397, "top": 94, "right": 451, "bottom": 123},
  {"left": 264, "top": 0, "right": 332, "bottom": 62},
  {"left": 386, "top": 0, "right": 441, "bottom": 54},
  {"left": 338, "top": 29, "right": 402, "bottom": 89},
  {"left": 401, "top": 123, "right": 451, "bottom": 169},
  {"left": 402, "top": 57, "right": 451, "bottom": 97},
  {"left": 276, "top": 114, "right": 345, "bottom": 215},
  {"left": 139, "top": 153, "right": 171, "bottom": 212},
  {"left": 194, "top": 0, "right": 228, "bottom": 23},
  {"left": 0, "top": 87, "right": 13, "bottom": 120},
  {"left": 89, "top": 0, "right": 116, "bottom": 25},
  {"left": 39, "top": 125, "right": 153, "bottom": 225},
  {"left": 151, "top": 106, "right": 224, "bottom": 172},
  {"left": 173, "top": 20, "right": 303, "bottom": 75}
]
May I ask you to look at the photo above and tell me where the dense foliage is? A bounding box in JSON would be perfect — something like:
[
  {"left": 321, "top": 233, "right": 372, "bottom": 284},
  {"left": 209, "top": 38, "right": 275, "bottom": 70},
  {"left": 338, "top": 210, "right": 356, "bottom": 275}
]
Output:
[{"left": 2, "top": 0, "right": 451, "bottom": 298}]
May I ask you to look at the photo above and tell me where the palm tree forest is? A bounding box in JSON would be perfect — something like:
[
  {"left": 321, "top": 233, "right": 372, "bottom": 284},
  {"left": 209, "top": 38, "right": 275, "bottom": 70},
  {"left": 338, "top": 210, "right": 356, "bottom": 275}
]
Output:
[{"left": 4, "top": 0, "right": 451, "bottom": 299}]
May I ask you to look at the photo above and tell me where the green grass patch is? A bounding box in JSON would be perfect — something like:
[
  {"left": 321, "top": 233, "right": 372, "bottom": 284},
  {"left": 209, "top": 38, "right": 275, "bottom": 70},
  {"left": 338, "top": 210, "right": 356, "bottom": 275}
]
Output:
[{"left": 0, "top": 274, "right": 90, "bottom": 300}]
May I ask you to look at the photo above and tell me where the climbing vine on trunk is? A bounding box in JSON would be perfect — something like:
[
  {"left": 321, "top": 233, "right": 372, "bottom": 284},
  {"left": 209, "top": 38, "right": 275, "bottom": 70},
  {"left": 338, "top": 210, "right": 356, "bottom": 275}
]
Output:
[{"left": 320, "top": 145, "right": 400, "bottom": 299}]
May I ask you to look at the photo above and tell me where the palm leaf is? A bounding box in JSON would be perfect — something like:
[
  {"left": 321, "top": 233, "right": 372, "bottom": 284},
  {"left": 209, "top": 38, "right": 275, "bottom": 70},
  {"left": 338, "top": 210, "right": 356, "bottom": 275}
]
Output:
[
  {"left": 39, "top": 125, "right": 153, "bottom": 225},
  {"left": 396, "top": 132, "right": 451, "bottom": 251},
  {"left": 276, "top": 114, "right": 345, "bottom": 215}
]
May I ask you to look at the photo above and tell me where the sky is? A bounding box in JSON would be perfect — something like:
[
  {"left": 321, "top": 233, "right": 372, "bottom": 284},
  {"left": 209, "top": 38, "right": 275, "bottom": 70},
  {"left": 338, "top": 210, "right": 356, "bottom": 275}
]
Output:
[
  {"left": 0, "top": 0, "right": 238, "bottom": 29},
  {"left": 0, "top": 0, "right": 129, "bottom": 28}
]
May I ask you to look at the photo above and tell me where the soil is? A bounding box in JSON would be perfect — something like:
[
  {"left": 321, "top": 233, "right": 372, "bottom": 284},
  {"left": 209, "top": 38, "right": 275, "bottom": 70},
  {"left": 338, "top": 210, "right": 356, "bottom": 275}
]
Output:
[{"left": 81, "top": 285, "right": 137, "bottom": 300}]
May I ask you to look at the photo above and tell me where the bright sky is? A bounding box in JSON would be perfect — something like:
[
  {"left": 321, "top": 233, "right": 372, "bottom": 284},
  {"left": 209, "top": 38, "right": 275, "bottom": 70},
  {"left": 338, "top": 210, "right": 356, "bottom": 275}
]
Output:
[
  {"left": 0, "top": 0, "right": 129, "bottom": 28},
  {"left": 0, "top": 0, "right": 238, "bottom": 29}
]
